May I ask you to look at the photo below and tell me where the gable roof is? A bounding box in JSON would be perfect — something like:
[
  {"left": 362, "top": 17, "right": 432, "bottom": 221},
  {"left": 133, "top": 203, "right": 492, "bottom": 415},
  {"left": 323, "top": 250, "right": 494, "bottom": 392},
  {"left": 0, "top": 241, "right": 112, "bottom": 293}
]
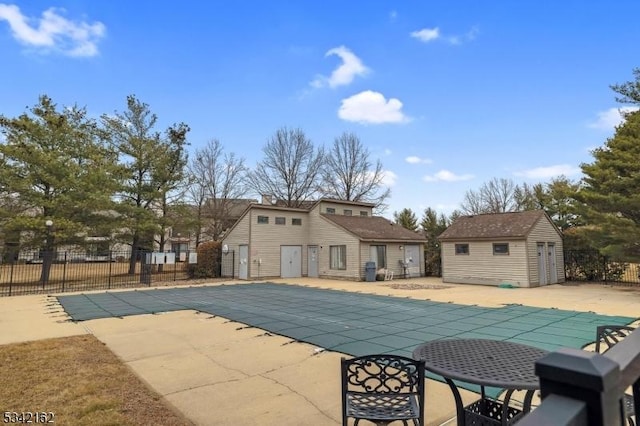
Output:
[
  {"left": 321, "top": 214, "right": 427, "bottom": 242},
  {"left": 438, "top": 210, "right": 558, "bottom": 241}
]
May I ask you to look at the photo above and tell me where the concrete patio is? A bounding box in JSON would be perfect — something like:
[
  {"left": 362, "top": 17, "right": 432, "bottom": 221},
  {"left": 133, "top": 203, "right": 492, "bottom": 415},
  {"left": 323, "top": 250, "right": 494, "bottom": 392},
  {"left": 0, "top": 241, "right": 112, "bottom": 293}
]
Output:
[{"left": 1, "top": 277, "right": 639, "bottom": 425}]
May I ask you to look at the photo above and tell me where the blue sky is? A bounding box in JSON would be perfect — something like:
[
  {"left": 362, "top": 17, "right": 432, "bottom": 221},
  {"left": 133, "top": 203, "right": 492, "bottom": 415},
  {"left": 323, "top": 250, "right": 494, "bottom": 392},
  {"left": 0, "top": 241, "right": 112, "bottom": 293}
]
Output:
[{"left": 2, "top": 1, "right": 639, "bottom": 220}]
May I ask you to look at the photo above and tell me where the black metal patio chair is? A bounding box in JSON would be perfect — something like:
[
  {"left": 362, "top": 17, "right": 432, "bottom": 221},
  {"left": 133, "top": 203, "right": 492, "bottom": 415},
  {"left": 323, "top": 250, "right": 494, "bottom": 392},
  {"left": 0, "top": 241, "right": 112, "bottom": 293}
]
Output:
[
  {"left": 341, "top": 354, "right": 425, "bottom": 426},
  {"left": 595, "top": 325, "right": 636, "bottom": 426}
]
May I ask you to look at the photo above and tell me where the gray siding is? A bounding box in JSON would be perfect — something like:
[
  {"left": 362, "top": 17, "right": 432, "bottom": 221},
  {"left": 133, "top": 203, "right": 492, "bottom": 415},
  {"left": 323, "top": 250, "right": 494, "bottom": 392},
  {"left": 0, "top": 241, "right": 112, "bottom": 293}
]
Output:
[
  {"left": 247, "top": 210, "right": 309, "bottom": 279},
  {"left": 442, "top": 240, "right": 530, "bottom": 287},
  {"left": 309, "top": 209, "right": 360, "bottom": 280},
  {"left": 318, "top": 201, "right": 373, "bottom": 217},
  {"left": 359, "top": 243, "right": 425, "bottom": 279},
  {"left": 526, "top": 217, "right": 564, "bottom": 286},
  {"left": 221, "top": 213, "right": 251, "bottom": 278}
]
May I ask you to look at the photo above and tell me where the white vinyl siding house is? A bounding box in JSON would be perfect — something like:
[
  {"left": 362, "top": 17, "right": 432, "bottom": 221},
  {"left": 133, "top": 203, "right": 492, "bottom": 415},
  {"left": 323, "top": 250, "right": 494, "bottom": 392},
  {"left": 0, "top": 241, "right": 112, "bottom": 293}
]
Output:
[
  {"left": 441, "top": 240, "right": 529, "bottom": 286},
  {"left": 222, "top": 198, "right": 426, "bottom": 281},
  {"left": 439, "top": 210, "right": 564, "bottom": 288},
  {"left": 526, "top": 216, "right": 565, "bottom": 286}
]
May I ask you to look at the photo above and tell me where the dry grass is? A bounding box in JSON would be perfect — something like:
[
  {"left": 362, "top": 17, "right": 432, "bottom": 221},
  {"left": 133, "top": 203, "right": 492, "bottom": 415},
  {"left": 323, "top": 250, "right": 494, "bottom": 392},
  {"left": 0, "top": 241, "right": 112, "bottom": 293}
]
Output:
[
  {"left": 0, "top": 335, "right": 193, "bottom": 426},
  {"left": 0, "top": 262, "right": 188, "bottom": 285}
]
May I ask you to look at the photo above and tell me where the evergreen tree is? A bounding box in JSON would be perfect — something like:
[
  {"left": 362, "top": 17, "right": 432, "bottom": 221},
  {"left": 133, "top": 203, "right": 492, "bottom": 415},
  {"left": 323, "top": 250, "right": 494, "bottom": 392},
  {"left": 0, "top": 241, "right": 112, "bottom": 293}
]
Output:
[
  {"left": 102, "top": 95, "right": 189, "bottom": 273},
  {"left": 578, "top": 110, "right": 640, "bottom": 260},
  {"left": 393, "top": 208, "right": 418, "bottom": 231},
  {"left": 420, "top": 207, "right": 449, "bottom": 275},
  {"left": 0, "top": 95, "right": 121, "bottom": 281}
]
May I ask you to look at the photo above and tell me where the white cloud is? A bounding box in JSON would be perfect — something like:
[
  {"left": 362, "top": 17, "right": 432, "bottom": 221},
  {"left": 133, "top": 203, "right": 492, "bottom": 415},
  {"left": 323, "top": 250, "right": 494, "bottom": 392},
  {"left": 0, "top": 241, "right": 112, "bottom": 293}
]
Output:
[
  {"left": 384, "top": 149, "right": 392, "bottom": 156},
  {"left": 310, "top": 46, "right": 369, "bottom": 89},
  {"left": 338, "top": 90, "right": 410, "bottom": 124},
  {"left": 410, "top": 27, "right": 440, "bottom": 43},
  {"left": 0, "top": 4, "right": 105, "bottom": 57},
  {"left": 423, "top": 170, "right": 474, "bottom": 182},
  {"left": 411, "top": 25, "right": 479, "bottom": 45},
  {"left": 405, "top": 156, "right": 432, "bottom": 164},
  {"left": 588, "top": 107, "right": 639, "bottom": 131},
  {"left": 513, "top": 164, "right": 581, "bottom": 179},
  {"left": 380, "top": 170, "right": 397, "bottom": 187},
  {"left": 389, "top": 10, "right": 398, "bottom": 22}
]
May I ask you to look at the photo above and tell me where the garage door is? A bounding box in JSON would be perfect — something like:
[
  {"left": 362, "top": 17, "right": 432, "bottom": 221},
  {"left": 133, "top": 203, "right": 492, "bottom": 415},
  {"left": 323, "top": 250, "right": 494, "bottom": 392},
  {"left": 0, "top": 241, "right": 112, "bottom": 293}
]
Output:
[{"left": 281, "top": 246, "right": 302, "bottom": 278}]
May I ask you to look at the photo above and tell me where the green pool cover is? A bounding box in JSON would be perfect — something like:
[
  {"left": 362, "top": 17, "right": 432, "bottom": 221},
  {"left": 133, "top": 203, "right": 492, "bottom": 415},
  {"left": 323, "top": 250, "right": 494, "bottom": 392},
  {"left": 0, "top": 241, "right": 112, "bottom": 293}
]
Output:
[{"left": 57, "top": 282, "right": 635, "bottom": 396}]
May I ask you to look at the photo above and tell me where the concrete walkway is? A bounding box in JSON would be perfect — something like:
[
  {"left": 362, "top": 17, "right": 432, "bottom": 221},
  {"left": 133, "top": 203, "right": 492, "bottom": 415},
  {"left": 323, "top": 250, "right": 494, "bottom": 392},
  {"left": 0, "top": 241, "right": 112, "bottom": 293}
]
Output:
[{"left": 1, "top": 278, "right": 638, "bottom": 425}]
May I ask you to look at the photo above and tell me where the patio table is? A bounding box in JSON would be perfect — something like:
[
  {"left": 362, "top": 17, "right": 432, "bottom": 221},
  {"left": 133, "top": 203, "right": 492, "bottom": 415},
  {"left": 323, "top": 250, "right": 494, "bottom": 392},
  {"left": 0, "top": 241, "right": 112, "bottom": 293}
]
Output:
[{"left": 412, "top": 338, "right": 548, "bottom": 426}]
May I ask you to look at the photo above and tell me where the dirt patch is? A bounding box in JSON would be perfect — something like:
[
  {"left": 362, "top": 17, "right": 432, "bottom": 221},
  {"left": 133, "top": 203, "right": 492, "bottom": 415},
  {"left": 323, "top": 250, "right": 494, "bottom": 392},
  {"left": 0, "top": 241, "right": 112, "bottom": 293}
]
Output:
[
  {"left": 0, "top": 335, "right": 193, "bottom": 425},
  {"left": 383, "top": 283, "right": 451, "bottom": 290}
]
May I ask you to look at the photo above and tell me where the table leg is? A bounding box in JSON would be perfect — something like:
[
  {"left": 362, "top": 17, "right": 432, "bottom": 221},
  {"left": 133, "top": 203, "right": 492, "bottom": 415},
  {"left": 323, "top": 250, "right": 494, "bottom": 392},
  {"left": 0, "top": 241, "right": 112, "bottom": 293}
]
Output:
[
  {"left": 444, "top": 378, "right": 466, "bottom": 426},
  {"left": 522, "top": 389, "right": 535, "bottom": 413},
  {"left": 502, "top": 389, "right": 516, "bottom": 423}
]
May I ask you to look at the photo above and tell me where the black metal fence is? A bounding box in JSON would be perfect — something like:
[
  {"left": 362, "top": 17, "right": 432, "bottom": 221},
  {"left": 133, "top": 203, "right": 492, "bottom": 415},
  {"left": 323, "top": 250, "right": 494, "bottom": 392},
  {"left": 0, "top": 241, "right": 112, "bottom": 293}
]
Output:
[
  {"left": 564, "top": 249, "right": 640, "bottom": 285},
  {"left": 0, "top": 249, "right": 235, "bottom": 297}
]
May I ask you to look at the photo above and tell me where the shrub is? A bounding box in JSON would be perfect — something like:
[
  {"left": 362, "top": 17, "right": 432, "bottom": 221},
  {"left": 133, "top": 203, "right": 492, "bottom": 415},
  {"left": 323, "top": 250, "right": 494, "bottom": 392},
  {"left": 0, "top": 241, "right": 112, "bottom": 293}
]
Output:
[{"left": 186, "top": 241, "right": 222, "bottom": 278}]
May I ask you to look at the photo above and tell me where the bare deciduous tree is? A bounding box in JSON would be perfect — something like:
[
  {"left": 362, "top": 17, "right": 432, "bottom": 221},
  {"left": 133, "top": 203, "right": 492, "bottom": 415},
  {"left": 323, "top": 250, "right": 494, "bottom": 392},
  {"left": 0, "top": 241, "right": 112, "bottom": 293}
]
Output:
[
  {"left": 188, "top": 139, "right": 248, "bottom": 242},
  {"left": 248, "top": 127, "right": 324, "bottom": 208},
  {"left": 461, "top": 177, "right": 519, "bottom": 214},
  {"left": 320, "top": 132, "right": 390, "bottom": 210}
]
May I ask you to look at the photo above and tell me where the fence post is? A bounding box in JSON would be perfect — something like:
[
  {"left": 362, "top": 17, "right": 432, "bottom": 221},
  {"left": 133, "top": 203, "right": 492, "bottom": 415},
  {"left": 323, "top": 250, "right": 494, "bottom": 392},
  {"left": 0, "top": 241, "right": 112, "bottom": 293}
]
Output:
[
  {"left": 603, "top": 255, "right": 608, "bottom": 283},
  {"left": 534, "top": 347, "right": 622, "bottom": 425},
  {"left": 9, "top": 260, "right": 14, "bottom": 296},
  {"left": 62, "top": 252, "right": 67, "bottom": 292},
  {"left": 108, "top": 250, "right": 112, "bottom": 290},
  {"left": 232, "top": 250, "right": 235, "bottom": 278},
  {"left": 140, "top": 252, "right": 151, "bottom": 286}
]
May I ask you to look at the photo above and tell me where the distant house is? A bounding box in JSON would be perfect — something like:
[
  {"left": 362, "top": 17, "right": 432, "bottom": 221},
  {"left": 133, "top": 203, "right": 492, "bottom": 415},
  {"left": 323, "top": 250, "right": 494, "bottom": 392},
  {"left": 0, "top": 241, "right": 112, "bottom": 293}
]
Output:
[
  {"left": 438, "top": 210, "right": 564, "bottom": 287},
  {"left": 166, "top": 198, "right": 258, "bottom": 254},
  {"left": 221, "top": 199, "right": 427, "bottom": 280}
]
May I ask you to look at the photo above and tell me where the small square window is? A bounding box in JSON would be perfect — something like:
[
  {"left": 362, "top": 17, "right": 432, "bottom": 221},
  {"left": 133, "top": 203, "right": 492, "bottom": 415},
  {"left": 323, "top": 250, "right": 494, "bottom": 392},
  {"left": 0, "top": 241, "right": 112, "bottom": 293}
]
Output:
[
  {"left": 493, "top": 243, "right": 509, "bottom": 255},
  {"left": 257, "top": 215, "right": 269, "bottom": 224},
  {"left": 292, "top": 218, "right": 302, "bottom": 226},
  {"left": 455, "top": 244, "right": 469, "bottom": 255},
  {"left": 326, "top": 207, "right": 335, "bottom": 214},
  {"left": 360, "top": 211, "right": 368, "bottom": 217},
  {"left": 343, "top": 209, "right": 352, "bottom": 216},
  {"left": 275, "top": 217, "right": 285, "bottom": 225}
]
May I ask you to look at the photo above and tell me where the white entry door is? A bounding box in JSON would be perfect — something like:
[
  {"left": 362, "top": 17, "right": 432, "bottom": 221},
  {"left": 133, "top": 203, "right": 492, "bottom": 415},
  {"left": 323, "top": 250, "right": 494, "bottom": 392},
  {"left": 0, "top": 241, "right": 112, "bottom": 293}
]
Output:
[
  {"left": 308, "top": 246, "right": 318, "bottom": 278},
  {"left": 547, "top": 243, "right": 558, "bottom": 284},
  {"left": 239, "top": 245, "right": 248, "bottom": 280},
  {"left": 537, "top": 243, "right": 548, "bottom": 285},
  {"left": 404, "top": 245, "right": 420, "bottom": 278},
  {"left": 281, "top": 246, "right": 302, "bottom": 278}
]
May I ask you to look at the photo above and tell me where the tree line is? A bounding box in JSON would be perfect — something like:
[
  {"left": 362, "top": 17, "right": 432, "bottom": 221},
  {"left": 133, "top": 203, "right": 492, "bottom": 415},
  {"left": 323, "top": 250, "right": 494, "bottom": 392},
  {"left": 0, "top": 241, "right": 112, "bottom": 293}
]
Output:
[
  {"left": 0, "top": 95, "right": 390, "bottom": 273},
  {"left": 393, "top": 68, "right": 640, "bottom": 264}
]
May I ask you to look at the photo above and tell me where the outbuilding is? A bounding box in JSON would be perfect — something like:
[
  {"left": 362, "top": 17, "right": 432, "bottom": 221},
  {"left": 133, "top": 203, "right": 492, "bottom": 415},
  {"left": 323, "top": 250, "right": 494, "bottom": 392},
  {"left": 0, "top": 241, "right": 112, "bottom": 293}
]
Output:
[
  {"left": 221, "top": 198, "right": 427, "bottom": 281},
  {"left": 438, "top": 210, "right": 564, "bottom": 287}
]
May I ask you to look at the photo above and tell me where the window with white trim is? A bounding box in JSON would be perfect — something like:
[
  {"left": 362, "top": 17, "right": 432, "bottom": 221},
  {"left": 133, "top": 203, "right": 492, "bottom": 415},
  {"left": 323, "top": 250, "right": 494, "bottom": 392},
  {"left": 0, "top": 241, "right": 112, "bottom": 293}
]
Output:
[{"left": 330, "top": 245, "right": 347, "bottom": 270}]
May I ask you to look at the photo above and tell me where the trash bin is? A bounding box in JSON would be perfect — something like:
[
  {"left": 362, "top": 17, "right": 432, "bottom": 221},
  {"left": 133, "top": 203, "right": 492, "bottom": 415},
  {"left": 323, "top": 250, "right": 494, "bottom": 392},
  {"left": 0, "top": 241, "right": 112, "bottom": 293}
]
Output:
[{"left": 365, "top": 261, "right": 377, "bottom": 282}]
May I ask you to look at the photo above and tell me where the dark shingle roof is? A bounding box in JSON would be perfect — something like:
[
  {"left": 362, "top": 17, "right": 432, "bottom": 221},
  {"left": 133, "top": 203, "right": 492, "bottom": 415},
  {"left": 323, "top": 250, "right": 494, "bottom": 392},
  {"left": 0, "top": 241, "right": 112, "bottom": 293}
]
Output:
[
  {"left": 322, "top": 214, "right": 427, "bottom": 242},
  {"left": 438, "top": 210, "right": 550, "bottom": 241}
]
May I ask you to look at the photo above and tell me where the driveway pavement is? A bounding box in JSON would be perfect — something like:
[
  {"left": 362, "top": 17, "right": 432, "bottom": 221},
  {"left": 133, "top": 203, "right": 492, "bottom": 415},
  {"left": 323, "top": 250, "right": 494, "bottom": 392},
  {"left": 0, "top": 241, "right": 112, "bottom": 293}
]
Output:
[{"left": 1, "top": 278, "right": 639, "bottom": 425}]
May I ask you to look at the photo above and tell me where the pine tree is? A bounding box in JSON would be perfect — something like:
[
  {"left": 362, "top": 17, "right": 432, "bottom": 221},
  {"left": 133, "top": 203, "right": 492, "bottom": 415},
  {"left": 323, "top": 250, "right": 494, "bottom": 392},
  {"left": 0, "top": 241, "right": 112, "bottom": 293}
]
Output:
[
  {"left": 0, "top": 95, "right": 122, "bottom": 281},
  {"left": 578, "top": 110, "right": 640, "bottom": 260},
  {"left": 393, "top": 208, "right": 418, "bottom": 231}
]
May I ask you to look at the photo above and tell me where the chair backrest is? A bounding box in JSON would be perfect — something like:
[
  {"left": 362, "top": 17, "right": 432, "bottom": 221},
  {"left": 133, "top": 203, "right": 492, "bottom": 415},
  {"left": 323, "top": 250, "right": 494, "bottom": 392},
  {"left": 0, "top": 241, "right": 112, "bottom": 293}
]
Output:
[
  {"left": 595, "top": 325, "right": 635, "bottom": 353},
  {"left": 341, "top": 354, "right": 425, "bottom": 395}
]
